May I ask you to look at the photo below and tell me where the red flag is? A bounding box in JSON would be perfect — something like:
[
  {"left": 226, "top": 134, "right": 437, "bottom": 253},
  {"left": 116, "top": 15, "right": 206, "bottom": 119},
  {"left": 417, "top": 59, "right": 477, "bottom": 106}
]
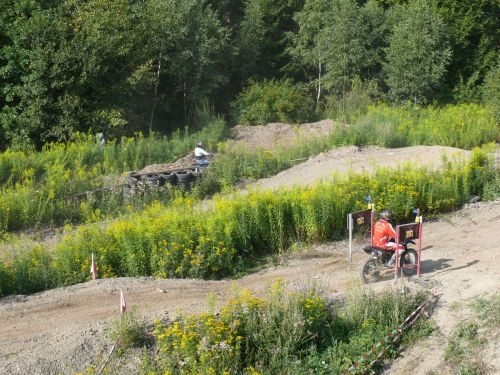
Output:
[
  {"left": 120, "top": 289, "right": 127, "bottom": 315},
  {"left": 90, "top": 253, "right": 97, "bottom": 280}
]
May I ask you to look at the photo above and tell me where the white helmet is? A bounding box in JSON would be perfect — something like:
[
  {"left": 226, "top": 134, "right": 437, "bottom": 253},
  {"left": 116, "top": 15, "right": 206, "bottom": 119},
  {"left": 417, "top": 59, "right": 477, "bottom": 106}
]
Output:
[{"left": 380, "top": 210, "right": 393, "bottom": 220}]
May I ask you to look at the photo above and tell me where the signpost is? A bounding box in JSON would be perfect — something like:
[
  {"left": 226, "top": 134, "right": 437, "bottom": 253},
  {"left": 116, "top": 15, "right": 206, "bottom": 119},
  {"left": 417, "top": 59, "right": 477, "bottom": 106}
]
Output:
[
  {"left": 347, "top": 199, "right": 375, "bottom": 264},
  {"left": 394, "top": 209, "right": 423, "bottom": 280}
]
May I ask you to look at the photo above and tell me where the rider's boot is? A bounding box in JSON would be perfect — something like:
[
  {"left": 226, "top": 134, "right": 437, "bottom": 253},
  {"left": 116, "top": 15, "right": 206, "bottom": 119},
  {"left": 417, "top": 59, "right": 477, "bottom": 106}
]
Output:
[{"left": 387, "top": 253, "right": 396, "bottom": 267}]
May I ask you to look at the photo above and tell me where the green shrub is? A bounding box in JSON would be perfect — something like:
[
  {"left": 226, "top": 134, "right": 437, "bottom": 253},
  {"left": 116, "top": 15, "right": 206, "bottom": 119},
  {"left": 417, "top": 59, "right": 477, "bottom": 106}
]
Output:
[
  {"left": 108, "top": 308, "right": 151, "bottom": 352},
  {"left": 147, "top": 284, "right": 428, "bottom": 374},
  {"left": 1, "top": 246, "right": 59, "bottom": 295},
  {"left": 232, "top": 80, "right": 316, "bottom": 125},
  {"left": 482, "top": 62, "right": 500, "bottom": 123},
  {"left": 324, "top": 79, "right": 378, "bottom": 123}
]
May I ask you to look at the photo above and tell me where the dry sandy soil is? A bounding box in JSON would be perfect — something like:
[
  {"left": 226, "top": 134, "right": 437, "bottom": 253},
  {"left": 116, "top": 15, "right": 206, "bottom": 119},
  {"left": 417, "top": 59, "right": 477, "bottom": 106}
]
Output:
[
  {"left": 230, "top": 120, "right": 335, "bottom": 150},
  {"left": 253, "top": 145, "right": 470, "bottom": 190},
  {"left": 0, "top": 122, "right": 498, "bottom": 374},
  {"left": 1, "top": 200, "right": 499, "bottom": 374}
]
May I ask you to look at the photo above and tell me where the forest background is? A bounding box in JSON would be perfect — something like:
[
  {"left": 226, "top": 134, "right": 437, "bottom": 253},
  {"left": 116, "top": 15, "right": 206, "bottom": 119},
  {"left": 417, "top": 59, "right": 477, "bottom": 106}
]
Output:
[{"left": 0, "top": 0, "right": 498, "bottom": 150}]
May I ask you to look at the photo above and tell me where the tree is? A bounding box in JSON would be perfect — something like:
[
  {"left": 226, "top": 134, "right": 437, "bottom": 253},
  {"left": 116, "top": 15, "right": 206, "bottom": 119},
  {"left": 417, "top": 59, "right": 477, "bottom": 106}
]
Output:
[
  {"left": 0, "top": 0, "right": 142, "bottom": 147},
  {"left": 482, "top": 62, "right": 500, "bottom": 122},
  {"left": 432, "top": 0, "right": 499, "bottom": 101},
  {"left": 141, "top": 0, "right": 229, "bottom": 130},
  {"left": 291, "top": 0, "right": 384, "bottom": 107},
  {"left": 322, "top": 0, "right": 378, "bottom": 97},
  {"left": 237, "top": 0, "right": 304, "bottom": 81},
  {"left": 384, "top": 0, "right": 451, "bottom": 103}
]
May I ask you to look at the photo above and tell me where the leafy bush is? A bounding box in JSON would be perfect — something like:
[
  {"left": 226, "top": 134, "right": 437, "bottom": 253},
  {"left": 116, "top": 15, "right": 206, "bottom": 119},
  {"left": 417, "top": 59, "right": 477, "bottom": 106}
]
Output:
[
  {"left": 231, "top": 80, "right": 316, "bottom": 125},
  {"left": 146, "top": 283, "right": 428, "bottom": 374},
  {"left": 324, "top": 79, "right": 379, "bottom": 123},
  {"left": 482, "top": 62, "right": 500, "bottom": 123},
  {"left": 108, "top": 308, "right": 151, "bottom": 352}
]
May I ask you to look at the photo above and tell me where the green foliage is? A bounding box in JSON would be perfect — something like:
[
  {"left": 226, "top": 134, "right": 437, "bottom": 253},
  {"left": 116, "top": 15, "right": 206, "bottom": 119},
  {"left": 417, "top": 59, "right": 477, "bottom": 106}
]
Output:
[
  {"left": 1, "top": 153, "right": 495, "bottom": 296},
  {"left": 0, "top": 119, "right": 226, "bottom": 232},
  {"left": 146, "top": 285, "right": 428, "bottom": 374},
  {"left": 0, "top": 0, "right": 142, "bottom": 147},
  {"left": 237, "top": 0, "right": 304, "bottom": 81},
  {"left": 143, "top": 0, "right": 229, "bottom": 127},
  {"left": 291, "top": 0, "right": 386, "bottom": 104},
  {"left": 231, "top": 79, "right": 315, "bottom": 125},
  {"left": 384, "top": 0, "right": 452, "bottom": 103},
  {"left": 0, "top": 245, "right": 59, "bottom": 296},
  {"left": 482, "top": 62, "right": 500, "bottom": 122},
  {"left": 432, "top": 0, "right": 499, "bottom": 101},
  {"left": 340, "top": 104, "right": 498, "bottom": 149},
  {"left": 471, "top": 294, "right": 500, "bottom": 327},
  {"left": 324, "top": 79, "right": 378, "bottom": 123},
  {"left": 107, "top": 308, "right": 151, "bottom": 352},
  {"left": 0, "top": 0, "right": 498, "bottom": 149},
  {"left": 0, "top": 0, "right": 229, "bottom": 147}
]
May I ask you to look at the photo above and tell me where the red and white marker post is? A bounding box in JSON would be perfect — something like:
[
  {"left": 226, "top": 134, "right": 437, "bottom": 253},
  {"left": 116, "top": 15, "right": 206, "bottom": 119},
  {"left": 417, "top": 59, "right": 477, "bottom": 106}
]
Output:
[{"left": 120, "top": 289, "right": 127, "bottom": 316}]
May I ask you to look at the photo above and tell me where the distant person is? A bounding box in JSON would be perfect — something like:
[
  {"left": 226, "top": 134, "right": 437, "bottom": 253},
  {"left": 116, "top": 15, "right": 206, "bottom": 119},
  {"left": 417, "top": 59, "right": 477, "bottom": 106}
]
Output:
[
  {"left": 373, "top": 209, "right": 399, "bottom": 265},
  {"left": 194, "top": 142, "right": 210, "bottom": 166},
  {"left": 96, "top": 132, "right": 105, "bottom": 146}
]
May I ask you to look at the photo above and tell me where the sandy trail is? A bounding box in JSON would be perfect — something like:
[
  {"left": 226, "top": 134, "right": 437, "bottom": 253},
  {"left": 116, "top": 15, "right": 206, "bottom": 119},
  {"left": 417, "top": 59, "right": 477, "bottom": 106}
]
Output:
[
  {"left": 254, "top": 145, "right": 470, "bottom": 190},
  {"left": 1, "top": 200, "right": 499, "bottom": 374}
]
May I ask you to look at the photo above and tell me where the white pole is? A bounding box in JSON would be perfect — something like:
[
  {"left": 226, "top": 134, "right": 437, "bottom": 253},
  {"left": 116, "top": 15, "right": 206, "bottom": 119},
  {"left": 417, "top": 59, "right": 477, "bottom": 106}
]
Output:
[{"left": 348, "top": 214, "right": 353, "bottom": 264}]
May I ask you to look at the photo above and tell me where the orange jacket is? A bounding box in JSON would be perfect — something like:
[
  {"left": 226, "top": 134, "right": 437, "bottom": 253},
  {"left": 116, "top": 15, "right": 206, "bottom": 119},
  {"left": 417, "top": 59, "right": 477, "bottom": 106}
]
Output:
[{"left": 373, "top": 219, "right": 396, "bottom": 248}]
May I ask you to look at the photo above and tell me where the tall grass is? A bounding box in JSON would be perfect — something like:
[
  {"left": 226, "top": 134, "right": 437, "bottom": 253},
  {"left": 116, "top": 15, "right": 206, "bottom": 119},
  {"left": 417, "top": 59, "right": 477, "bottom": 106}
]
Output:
[
  {"left": 0, "top": 149, "right": 494, "bottom": 296},
  {"left": 0, "top": 119, "right": 226, "bottom": 232},
  {"left": 196, "top": 104, "right": 498, "bottom": 196},
  {"left": 0, "top": 104, "right": 496, "bottom": 233},
  {"left": 339, "top": 103, "right": 499, "bottom": 149}
]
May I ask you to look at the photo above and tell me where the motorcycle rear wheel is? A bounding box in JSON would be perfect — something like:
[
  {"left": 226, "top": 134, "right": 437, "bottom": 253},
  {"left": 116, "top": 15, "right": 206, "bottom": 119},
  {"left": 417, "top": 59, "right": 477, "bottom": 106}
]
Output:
[
  {"left": 400, "top": 249, "right": 418, "bottom": 277},
  {"left": 361, "top": 259, "right": 382, "bottom": 283}
]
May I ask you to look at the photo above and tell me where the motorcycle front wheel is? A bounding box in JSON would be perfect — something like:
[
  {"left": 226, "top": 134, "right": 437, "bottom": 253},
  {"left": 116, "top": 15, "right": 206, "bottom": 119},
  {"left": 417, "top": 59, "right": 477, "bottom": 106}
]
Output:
[
  {"left": 361, "top": 259, "right": 382, "bottom": 283},
  {"left": 400, "top": 249, "right": 418, "bottom": 277}
]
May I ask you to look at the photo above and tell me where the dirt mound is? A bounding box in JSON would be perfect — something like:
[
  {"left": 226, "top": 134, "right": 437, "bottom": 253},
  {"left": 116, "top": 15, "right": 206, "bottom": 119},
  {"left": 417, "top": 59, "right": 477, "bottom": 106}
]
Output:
[
  {"left": 139, "top": 152, "right": 196, "bottom": 174},
  {"left": 1, "top": 200, "right": 499, "bottom": 374},
  {"left": 138, "top": 120, "right": 334, "bottom": 174},
  {"left": 230, "top": 120, "right": 334, "bottom": 150},
  {"left": 253, "top": 145, "right": 471, "bottom": 190}
]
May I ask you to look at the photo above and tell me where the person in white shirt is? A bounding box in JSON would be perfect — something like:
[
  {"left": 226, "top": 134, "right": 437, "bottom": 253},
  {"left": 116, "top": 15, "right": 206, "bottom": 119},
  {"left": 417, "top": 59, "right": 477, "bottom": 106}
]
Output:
[{"left": 194, "top": 142, "right": 210, "bottom": 166}]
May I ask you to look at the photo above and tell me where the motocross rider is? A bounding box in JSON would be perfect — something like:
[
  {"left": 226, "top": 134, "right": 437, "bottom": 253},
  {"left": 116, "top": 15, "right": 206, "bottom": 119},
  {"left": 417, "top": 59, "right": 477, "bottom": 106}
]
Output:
[{"left": 373, "top": 210, "right": 400, "bottom": 265}]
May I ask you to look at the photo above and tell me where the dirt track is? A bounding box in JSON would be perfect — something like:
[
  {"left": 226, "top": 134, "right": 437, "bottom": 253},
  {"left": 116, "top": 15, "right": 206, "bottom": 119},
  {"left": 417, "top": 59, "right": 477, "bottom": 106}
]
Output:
[
  {"left": 1, "top": 200, "right": 499, "bottom": 374},
  {"left": 254, "top": 145, "right": 470, "bottom": 190},
  {"left": 0, "top": 125, "right": 497, "bottom": 374}
]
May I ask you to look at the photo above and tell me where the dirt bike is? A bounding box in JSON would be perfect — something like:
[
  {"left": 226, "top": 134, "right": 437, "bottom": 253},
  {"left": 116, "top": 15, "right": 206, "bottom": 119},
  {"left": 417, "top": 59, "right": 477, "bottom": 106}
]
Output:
[
  {"left": 361, "top": 240, "right": 418, "bottom": 283},
  {"left": 190, "top": 153, "right": 214, "bottom": 169}
]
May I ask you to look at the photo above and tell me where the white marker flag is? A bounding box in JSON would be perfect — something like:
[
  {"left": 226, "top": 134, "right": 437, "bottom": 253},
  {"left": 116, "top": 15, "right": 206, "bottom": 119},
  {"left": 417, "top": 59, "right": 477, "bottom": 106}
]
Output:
[
  {"left": 90, "top": 253, "right": 97, "bottom": 280},
  {"left": 120, "top": 289, "right": 127, "bottom": 315}
]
